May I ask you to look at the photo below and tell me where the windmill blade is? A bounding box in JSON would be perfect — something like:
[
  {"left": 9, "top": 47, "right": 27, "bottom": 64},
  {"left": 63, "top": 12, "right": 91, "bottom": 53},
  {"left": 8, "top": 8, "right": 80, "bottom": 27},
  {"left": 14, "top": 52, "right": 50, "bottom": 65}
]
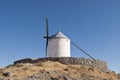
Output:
[
  {"left": 45, "top": 16, "right": 49, "bottom": 56},
  {"left": 46, "top": 39, "right": 48, "bottom": 56},
  {"left": 71, "top": 41, "right": 95, "bottom": 60},
  {"left": 46, "top": 16, "right": 49, "bottom": 39},
  {"left": 43, "top": 16, "right": 49, "bottom": 56}
]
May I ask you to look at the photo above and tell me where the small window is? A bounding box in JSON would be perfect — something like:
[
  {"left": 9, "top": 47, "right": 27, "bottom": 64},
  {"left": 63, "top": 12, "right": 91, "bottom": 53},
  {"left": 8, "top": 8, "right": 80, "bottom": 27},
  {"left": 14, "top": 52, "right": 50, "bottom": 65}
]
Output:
[
  {"left": 66, "top": 39, "right": 68, "bottom": 42},
  {"left": 58, "top": 39, "right": 60, "bottom": 41}
]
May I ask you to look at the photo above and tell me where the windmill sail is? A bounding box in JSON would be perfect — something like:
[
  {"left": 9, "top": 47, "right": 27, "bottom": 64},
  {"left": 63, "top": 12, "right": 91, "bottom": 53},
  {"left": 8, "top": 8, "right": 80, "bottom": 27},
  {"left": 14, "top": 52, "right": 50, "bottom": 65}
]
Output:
[
  {"left": 71, "top": 41, "right": 95, "bottom": 60},
  {"left": 43, "top": 16, "right": 49, "bottom": 56}
]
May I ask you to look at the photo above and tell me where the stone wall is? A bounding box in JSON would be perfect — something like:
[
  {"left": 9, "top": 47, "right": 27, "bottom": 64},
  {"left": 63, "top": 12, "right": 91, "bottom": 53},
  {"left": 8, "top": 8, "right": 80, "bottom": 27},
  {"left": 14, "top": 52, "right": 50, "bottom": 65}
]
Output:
[{"left": 14, "top": 57, "right": 108, "bottom": 72}]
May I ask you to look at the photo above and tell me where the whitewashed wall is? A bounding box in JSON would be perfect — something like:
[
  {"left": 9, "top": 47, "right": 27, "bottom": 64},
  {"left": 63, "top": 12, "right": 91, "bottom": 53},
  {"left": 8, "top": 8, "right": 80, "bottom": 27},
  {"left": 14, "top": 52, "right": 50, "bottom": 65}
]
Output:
[{"left": 47, "top": 38, "right": 71, "bottom": 57}]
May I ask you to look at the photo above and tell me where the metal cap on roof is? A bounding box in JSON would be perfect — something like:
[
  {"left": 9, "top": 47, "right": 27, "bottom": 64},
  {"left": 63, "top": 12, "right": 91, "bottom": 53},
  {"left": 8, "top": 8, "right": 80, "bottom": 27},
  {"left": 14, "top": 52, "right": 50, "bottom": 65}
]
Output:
[{"left": 49, "top": 31, "right": 69, "bottom": 39}]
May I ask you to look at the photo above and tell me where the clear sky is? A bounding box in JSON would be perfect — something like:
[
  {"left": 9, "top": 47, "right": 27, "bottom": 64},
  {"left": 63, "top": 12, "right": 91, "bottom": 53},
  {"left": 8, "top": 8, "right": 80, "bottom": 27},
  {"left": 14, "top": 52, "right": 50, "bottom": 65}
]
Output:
[{"left": 0, "top": 0, "right": 120, "bottom": 73}]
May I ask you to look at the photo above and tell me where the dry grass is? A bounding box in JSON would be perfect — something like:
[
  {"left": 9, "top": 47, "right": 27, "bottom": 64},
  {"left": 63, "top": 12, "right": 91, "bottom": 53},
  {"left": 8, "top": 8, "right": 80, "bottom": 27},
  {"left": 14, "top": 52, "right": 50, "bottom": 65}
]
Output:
[{"left": 0, "top": 61, "right": 119, "bottom": 80}]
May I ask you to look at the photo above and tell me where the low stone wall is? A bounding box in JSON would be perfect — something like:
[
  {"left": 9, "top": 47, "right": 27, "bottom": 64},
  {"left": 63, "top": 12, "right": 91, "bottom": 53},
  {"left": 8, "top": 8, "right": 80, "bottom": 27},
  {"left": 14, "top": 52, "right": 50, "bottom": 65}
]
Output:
[{"left": 14, "top": 57, "right": 108, "bottom": 72}]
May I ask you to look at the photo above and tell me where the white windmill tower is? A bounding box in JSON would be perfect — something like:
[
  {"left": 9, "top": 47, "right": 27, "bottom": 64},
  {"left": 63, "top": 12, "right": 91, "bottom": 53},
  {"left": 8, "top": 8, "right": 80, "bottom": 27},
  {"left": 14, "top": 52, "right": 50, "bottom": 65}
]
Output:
[
  {"left": 47, "top": 31, "right": 71, "bottom": 57},
  {"left": 44, "top": 17, "right": 71, "bottom": 57},
  {"left": 43, "top": 17, "right": 95, "bottom": 60}
]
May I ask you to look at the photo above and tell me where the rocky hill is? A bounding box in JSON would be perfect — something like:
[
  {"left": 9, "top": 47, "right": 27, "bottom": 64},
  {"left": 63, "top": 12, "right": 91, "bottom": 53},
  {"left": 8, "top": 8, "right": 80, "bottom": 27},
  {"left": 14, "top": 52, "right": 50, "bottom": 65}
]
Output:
[{"left": 0, "top": 57, "right": 120, "bottom": 80}]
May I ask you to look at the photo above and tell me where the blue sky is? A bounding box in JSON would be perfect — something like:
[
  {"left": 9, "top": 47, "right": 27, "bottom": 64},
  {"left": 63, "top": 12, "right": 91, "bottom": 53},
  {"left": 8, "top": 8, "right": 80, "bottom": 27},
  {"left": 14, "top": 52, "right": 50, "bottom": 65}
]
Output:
[{"left": 0, "top": 0, "right": 120, "bottom": 73}]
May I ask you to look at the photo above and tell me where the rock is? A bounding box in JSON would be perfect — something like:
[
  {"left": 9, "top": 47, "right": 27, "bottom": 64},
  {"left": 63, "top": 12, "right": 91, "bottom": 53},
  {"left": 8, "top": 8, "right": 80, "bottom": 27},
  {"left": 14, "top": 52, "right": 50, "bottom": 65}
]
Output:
[
  {"left": 49, "top": 77, "right": 58, "bottom": 80},
  {"left": 0, "top": 78, "right": 5, "bottom": 80},
  {"left": 58, "top": 74, "right": 70, "bottom": 80},
  {"left": 2, "top": 72, "right": 12, "bottom": 77}
]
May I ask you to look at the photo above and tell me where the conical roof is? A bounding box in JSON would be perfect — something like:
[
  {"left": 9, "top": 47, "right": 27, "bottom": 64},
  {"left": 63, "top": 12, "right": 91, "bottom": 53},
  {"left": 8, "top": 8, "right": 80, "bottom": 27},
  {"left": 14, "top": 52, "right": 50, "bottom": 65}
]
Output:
[{"left": 49, "top": 31, "right": 69, "bottom": 39}]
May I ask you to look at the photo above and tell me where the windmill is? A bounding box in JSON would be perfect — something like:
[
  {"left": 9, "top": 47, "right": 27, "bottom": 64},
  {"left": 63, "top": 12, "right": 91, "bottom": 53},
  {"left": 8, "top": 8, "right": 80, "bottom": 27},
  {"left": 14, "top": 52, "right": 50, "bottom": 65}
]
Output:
[{"left": 43, "top": 17, "right": 95, "bottom": 60}]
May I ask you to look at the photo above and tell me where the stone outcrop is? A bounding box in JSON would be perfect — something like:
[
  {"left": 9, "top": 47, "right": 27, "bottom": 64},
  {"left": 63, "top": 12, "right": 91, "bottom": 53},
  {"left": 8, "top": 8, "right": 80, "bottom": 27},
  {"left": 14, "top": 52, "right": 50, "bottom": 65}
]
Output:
[
  {"left": 14, "top": 57, "right": 108, "bottom": 73},
  {"left": 25, "top": 70, "right": 108, "bottom": 80},
  {"left": 25, "top": 70, "right": 70, "bottom": 80}
]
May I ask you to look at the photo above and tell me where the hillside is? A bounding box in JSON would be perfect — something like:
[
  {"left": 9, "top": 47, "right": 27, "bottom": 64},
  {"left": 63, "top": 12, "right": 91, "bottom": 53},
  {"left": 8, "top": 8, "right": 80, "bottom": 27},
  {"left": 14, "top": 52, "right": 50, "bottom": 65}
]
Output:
[{"left": 0, "top": 58, "right": 120, "bottom": 80}]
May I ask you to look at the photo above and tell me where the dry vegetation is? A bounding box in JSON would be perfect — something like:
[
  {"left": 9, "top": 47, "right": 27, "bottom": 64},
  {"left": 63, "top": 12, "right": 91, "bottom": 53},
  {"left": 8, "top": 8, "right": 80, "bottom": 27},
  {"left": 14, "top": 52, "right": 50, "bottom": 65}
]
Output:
[{"left": 0, "top": 61, "right": 119, "bottom": 80}]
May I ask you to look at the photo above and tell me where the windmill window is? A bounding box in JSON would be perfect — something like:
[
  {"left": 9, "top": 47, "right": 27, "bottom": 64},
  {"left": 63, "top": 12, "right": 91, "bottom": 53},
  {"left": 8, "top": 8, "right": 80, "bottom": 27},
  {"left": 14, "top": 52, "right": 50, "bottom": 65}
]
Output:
[{"left": 57, "top": 39, "right": 60, "bottom": 41}]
